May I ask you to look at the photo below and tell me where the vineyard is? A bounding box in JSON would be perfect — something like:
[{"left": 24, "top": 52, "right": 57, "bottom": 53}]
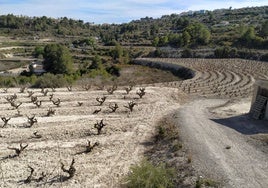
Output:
[
  {"left": 0, "top": 85, "right": 183, "bottom": 187},
  {"left": 0, "top": 58, "right": 268, "bottom": 187},
  {"left": 135, "top": 58, "right": 268, "bottom": 98}
]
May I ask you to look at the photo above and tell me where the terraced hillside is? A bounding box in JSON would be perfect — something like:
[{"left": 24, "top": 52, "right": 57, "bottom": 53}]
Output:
[
  {"left": 0, "top": 58, "right": 267, "bottom": 187},
  {"left": 135, "top": 58, "right": 268, "bottom": 98},
  {"left": 0, "top": 86, "right": 183, "bottom": 187},
  {"left": 135, "top": 58, "right": 268, "bottom": 188}
]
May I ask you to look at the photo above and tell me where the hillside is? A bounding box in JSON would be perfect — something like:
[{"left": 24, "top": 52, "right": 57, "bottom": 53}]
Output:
[
  {"left": 0, "top": 5, "right": 268, "bottom": 188},
  {"left": 0, "top": 6, "right": 267, "bottom": 55}
]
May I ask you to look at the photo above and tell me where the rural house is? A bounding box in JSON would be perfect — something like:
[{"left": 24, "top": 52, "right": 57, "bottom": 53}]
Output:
[
  {"left": 250, "top": 79, "right": 268, "bottom": 120},
  {"left": 29, "top": 61, "right": 46, "bottom": 75}
]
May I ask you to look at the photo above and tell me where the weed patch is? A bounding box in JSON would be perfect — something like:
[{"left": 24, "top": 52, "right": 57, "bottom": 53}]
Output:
[{"left": 123, "top": 159, "right": 175, "bottom": 188}]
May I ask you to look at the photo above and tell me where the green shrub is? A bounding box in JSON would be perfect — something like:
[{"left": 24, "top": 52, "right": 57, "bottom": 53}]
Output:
[
  {"left": 155, "top": 119, "right": 179, "bottom": 142},
  {"left": 260, "top": 53, "right": 268, "bottom": 62},
  {"left": 214, "top": 46, "right": 237, "bottom": 58},
  {"left": 16, "top": 75, "right": 37, "bottom": 85},
  {"left": 33, "top": 73, "right": 67, "bottom": 88},
  {"left": 124, "top": 159, "right": 175, "bottom": 188},
  {"left": 106, "top": 65, "right": 121, "bottom": 77},
  {"left": 196, "top": 177, "right": 218, "bottom": 188},
  {"left": 87, "top": 68, "right": 111, "bottom": 79},
  {"left": 0, "top": 76, "right": 16, "bottom": 87},
  {"left": 181, "top": 48, "right": 193, "bottom": 58},
  {"left": 64, "top": 73, "right": 80, "bottom": 84}
]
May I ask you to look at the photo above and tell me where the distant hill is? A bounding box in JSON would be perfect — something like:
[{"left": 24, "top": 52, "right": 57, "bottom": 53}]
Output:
[{"left": 0, "top": 6, "right": 267, "bottom": 60}]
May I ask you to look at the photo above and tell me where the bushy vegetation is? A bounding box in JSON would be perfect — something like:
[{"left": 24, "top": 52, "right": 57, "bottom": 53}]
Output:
[
  {"left": 214, "top": 46, "right": 238, "bottom": 58},
  {"left": 32, "top": 73, "right": 69, "bottom": 88},
  {"left": 0, "top": 6, "right": 267, "bottom": 90},
  {"left": 124, "top": 159, "right": 175, "bottom": 188},
  {"left": 0, "top": 75, "right": 37, "bottom": 87},
  {"left": 196, "top": 177, "right": 218, "bottom": 188},
  {"left": 0, "top": 6, "right": 267, "bottom": 51},
  {"left": 155, "top": 118, "right": 179, "bottom": 142},
  {"left": 43, "top": 44, "right": 74, "bottom": 74}
]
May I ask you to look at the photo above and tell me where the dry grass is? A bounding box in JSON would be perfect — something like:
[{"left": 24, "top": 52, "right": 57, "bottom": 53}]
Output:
[
  {"left": 119, "top": 64, "right": 181, "bottom": 85},
  {"left": 144, "top": 115, "right": 197, "bottom": 187}
]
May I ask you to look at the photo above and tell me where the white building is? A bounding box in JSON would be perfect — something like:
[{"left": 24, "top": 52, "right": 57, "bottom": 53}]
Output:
[{"left": 29, "top": 61, "right": 46, "bottom": 75}]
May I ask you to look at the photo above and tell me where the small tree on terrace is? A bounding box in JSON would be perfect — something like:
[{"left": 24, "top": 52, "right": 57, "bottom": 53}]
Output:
[
  {"left": 43, "top": 44, "right": 74, "bottom": 74},
  {"left": 185, "top": 22, "right": 210, "bottom": 46},
  {"left": 88, "top": 55, "right": 103, "bottom": 70}
]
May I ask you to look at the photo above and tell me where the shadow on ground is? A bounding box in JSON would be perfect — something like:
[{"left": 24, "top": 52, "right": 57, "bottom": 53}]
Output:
[{"left": 211, "top": 114, "right": 268, "bottom": 135}]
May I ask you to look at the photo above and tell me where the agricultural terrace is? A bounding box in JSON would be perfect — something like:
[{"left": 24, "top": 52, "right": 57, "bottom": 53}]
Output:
[
  {"left": 135, "top": 58, "right": 268, "bottom": 98},
  {"left": 0, "top": 57, "right": 267, "bottom": 187},
  {"left": 0, "top": 85, "right": 185, "bottom": 187}
]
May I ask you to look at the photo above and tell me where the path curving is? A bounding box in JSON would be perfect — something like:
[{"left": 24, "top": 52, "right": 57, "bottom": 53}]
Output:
[{"left": 177, "top": 99, "right": 268, "bottom": 188}]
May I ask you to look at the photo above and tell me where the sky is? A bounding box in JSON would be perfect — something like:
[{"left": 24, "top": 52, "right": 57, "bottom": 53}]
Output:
[{"left": 0, "top": 0, "right": 267, "bottom": 24}]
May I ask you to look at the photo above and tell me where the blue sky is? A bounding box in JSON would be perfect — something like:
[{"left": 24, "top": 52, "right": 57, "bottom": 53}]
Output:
[{"left": 0, "top": 0, "right": 267, "bottom": 24}]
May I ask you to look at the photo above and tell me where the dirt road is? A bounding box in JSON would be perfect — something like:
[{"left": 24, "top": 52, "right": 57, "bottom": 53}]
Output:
[{"left": 177, "top": 98, "right": 268, "bottom": 188}]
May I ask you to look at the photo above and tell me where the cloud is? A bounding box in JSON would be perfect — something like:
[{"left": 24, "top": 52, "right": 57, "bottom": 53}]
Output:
[{"left": 0, "top": 0, "right": 266, "bottom": 24}]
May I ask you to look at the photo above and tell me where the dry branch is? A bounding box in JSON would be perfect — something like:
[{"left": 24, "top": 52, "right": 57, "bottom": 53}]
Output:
[
  {"left": 107, "top": 85, "right": 117, "bottom": 94},
  {"left": 75, "top": 140, "right": 99, "bottom": 155},
  {"left": 2, "top": 88, "right": 8, "bottom": 93},
  {"left": 24, "top": 166, "right": 34, "bottom": 184},
  {"left": 67, "top": 86, "right": 72, "bottom": 91},
  {"left": 31, "top": 96, "right": 38, "bottom": 103},
  {"left": 93, "top": 109, "right": 101, "bottom": 114},
  {"left": 77, "top": 102, "right": 83, "bottom": 106},
  {"left": 124, "top": 101, "right": 137, "bottom": 112},
  {"left": 26, "top": 115, "right": 37, "bottom": 128},
  {"left": 31, "top": 131, "right": 42, "bottom": 139},
  {"left": 1, "top": 117, "right": 11, "bottom": 128},
  {"left": 16, "top": 109, "right": 22, "bottom": 117},
  {"left": 125, "top": 85, "right": 133, "bottom": 94},
  {"left": 10, "top": 101, "right": 22, "bottom": 109},
  {"left": 109, "top": 103, "right": 119, "bottom": 112},
  {"left": 47, "top": 108, "right": 56, "bottom": 116},
  {"left": 94, "top": 119, "right": 106, "bottom": 135},
  {"left": 7, "top": 143, "right": 28, "bottom": 157},
  {"left": 36, "top": 172, "right": 46, "bottom": 182},
  {"left": 5, "top": 94, "right": 17, "bottom": 103},
  {"left": 84, "top": 141, "right": 99, "bottom": 153},
  {"left": 96, "top": 96, "right": 106, "bottom": 106},
  {"left": 136, "top": 87, "right": 146, "bottom": 98},
  {"left": 49, "top": 94, "right": 54, "bottom": 101},
  {"left": 20, "top": 86, "right": 27, "bottom": 93},
  {"left": 61, "top": 159, "right": 76, "bottom": 179},
  {"left": 33, "top": 100, "right": 42, "bottom": 108},
  {"left": 52, "top": 98, "right": 61, "bottom": 107},
  {"left": 27, "top": 91, "right": 34, "bottom": 97},
  {"left": 23, "top": 166, "right": 46, "bottom": 183},
  {"left": 42, "top": 89, "right": 49, "bottom": 96}
]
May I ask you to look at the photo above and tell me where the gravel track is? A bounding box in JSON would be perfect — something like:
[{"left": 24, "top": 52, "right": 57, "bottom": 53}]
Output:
[{"left": 177, "top": 99, "right": 268, "bottom": 188}]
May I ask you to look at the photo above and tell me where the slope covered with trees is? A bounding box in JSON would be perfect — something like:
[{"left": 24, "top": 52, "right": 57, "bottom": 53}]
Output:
[
  {"left": 0, "top": 6, "right": 267, "bottom": 88},
  {"left": 0, "top": 6, "right": 267, "bottom": 50}
]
